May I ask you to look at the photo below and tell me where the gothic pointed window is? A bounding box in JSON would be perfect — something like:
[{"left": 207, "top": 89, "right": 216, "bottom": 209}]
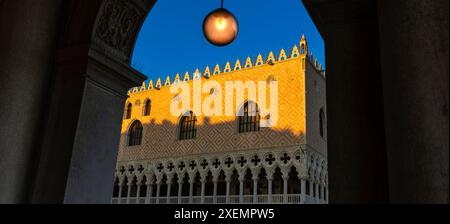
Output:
[
  {"left": 128, "top": 120, "right": 143, "bottom": 146},
  {"left": 319, "top": 108, "right": 326, "bottom": 138},
  {"left": 179, "top": 111, "right": 197, "bottom": 140},
  {"left": 143, "top": 99, "right": 151, "bottom": 116},
  {"left": 125, "top": 103, "right": 132, "bottom": 120},
  {"left": 239, "top": 101, "right": 261, "bottom": 133}
]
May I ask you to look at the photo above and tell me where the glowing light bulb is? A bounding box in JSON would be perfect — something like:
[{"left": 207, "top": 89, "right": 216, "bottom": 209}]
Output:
[
  {"left": 215, "top": 18, "right": 227, "bottom": 30},
  {"left": 203, "top": 8, "right": 239, "bottom": 47}
]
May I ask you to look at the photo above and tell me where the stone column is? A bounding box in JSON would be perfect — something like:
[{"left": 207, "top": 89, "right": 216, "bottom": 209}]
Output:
[
  {"left": 0, "top": 0, "right": 62, "bottom": 204},
  {"left": 136, "top": 183, "right": 142, "bottom": 203},
  {"left": 212, "top": 174, "right": 219, "bottom": 204},
  {"left": 225, "top": 175, "right": 232, "bottom": 204},
  {"left": 239, "top": 175, "right": 245, "bottom": 203},
  {"left": 200, "top": 174, "right": 207, "bottom": 204},
  {"left": 126, "top": 182, "right": 132, "bottom": 204},
  {"left": 315, "top": 182, "right": 320, "bottom": 203},
  {"left": 156, "top": 181, "right": 161, "bottom": 204},
  {"left": 320, "top": 184, "right": 325, "bottom": 202},
  {"left": 177, "top": 179, "right": 183, "bottom": 204},
  {"left": 282, "top": 175, "right": 289, "bottom": 203},
  {"left": 146, "top": 183, "right": 153, "bottom": 204},
  {"left": 302, "top": 0, "right": 389, "bottom": 203},
  {"left": 118, "top": 182, "right": 123, "bottom": 204},
  {"left": 189, "top": 179, "right": 194, "bottom": 204},
  {"left": 252, "top": 177, "right": 259, "bottom": 204},
  {"left": 300, "top": 178, "right": 306, "bottom": 204},
  {"left": 167, "top": 178, "right": 172, "bottom": 204},
  {"left": 377, "top": 0, "right": 449, "bottom": 203},
  {"left": 309, "top": 180, "right": 314, "bottom": 198},
  {"left": 267, "top": 175, "right": 273, "bottom": 204}
]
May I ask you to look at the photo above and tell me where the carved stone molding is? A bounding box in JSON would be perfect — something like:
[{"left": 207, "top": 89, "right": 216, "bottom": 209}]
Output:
[{"left": 92, "top": 0, "right": 156, "bottom": 63}]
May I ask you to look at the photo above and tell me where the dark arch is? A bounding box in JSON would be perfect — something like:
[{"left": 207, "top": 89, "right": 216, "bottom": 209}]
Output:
[
  {"left": 128, "top": 120, "right": 143, "bottom": 146},
  {"left": 112, "top": 177, "right": 120, "bottom": 198},
  {"left": 238, "top": 101, "right": 261, "bottom": 133},
  {"left": 179, "top": 111, "right": 197, "bottom": 140},
  {"left": 143, "top": 99, "right": 151, "bottom": 116},
  {"left": 125, "top": 103, "right": 133, "bottom": 119},
  {"left": 319, "top": 107, "right": 326, "bottom": 138}
]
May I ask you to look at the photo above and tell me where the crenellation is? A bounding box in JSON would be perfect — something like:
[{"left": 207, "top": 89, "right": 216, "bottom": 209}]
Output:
[
  {"left": 224, "top": 62, "right": 232, "bottom": 73},
  {"left": 164, "top": 75, "right": 171, "bottom": 87},
  {"left": 128, "top": 36, "right": 325, "bottom": 95}
]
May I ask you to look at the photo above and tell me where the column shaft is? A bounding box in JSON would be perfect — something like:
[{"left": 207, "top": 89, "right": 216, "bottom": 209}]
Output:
[
  {"left": 300, "top": 179, "right": 306, "bottom": 204},
  {"left": 177, "top": 182, "right": 183, "bottom": 204},
  {"left": 268, "top": 179, "right": 273, "bottom": 204},
  {"left": 253, "top": 179, "right": 258, "bottom": 204},
  {"left": 239, "top": 180, "right": 244, "bottom": 203},
  {"left": 213, "top": 181, "right": 218, "bottom": 204},
  {"left": 201, "top": 181, "right": 206, "bottom": 204},
  {"left": 156, "top": 184, "right": 161, "bottom": 204},
  {"left": 226, "top": 181, "right": 231, "bottom": 204},
  {"left": 189, "top": 182, "right": 194, "bottom": 204}
]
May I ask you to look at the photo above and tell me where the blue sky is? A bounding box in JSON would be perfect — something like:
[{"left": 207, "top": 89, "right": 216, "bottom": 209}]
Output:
[{"left": 132, "top": 0, "right": 324, "bottom": 81}]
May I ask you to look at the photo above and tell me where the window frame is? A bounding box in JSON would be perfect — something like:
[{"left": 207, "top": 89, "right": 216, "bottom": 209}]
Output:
[
  {"left": 143, "top": 99, "right": 151, "bottom": 116},
  {"left": 238, "top": 101, "right": 261, "bottom": 133},
  {"left": 125, "top": 103, "right": 132, "bottom": 120},
  {"left": 178, "top": 111, "right": 198, "bottom": 140},
  {"left": 128, "top": 120, "right": 143, "bottom": 146}
]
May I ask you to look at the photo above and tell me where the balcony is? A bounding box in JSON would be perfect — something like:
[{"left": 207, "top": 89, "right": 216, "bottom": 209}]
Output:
[{"left": 112, "top": 194, "right": 327, "bottom": 204}]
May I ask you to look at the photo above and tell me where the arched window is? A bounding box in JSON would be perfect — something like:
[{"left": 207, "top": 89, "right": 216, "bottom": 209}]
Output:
[
  {"left": 319, "top": 108, "right": 326, "bottom": 138},
  {"left": 239, "top": 101, "right": 261, "bottom": 133},
  {"left": 143, "top": 99, "right": 151, "bottom": 116},
  {"left": 128, "top": 120, "right": 143, "bottom": 146},
  {"left": 179, "top": 111, "right": 197, "bottom": 140},
  {"left": 125, "top": 103, "right": 132, "bottom": 119}
]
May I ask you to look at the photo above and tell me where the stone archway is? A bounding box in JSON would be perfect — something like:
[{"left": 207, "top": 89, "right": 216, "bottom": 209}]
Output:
[
  {"left": 0, "top": 0, "right": 156, "bottom": 204},
  {"left": 0, "top": 0, "right": 447, "bottom": 204},
  {"left": 30, "top": 0, "right": 157, "bottom": 204}
]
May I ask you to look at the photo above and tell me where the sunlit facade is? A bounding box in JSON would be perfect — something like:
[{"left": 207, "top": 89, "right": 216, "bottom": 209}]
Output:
[{"left": 112, "top": 35, "right": 328, "bottom": 204}]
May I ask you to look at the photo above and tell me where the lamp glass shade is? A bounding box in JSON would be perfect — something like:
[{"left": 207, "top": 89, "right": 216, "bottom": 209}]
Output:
[{"left": 203, "top": 8, "right": 238, "bottom": 47}]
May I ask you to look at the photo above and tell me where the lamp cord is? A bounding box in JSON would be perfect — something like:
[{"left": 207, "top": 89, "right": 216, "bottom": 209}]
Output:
[{"left": 221, "top": 0, "right": 224, "bottom": 8}]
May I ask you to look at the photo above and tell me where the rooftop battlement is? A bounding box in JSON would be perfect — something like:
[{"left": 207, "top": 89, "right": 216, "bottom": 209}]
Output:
[{"left": 128, "top": 35, "right": 325, "bottom": 95}]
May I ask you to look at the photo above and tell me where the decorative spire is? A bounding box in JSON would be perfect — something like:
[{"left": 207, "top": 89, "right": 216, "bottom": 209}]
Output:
[
  {"left": 155, "top": 78, "right": 162, "bottom": 90},
  {"left": 173, "top": 73, "right": 181, "bottom": 85},
  {"left": 234, "top": 59, "right": 242, "bottom": 71},
  {"left": 278, "top": 49, "right": 287, "bottom": 61},
  {"left": 224, "top": 62, "right": 231, "bottom": 73},
  {"left": 140, "top": 82, "right": 147, "bottom": 91},
  {"left": 291, "top": 45, "right": 300, "bottom": 58},
  {"left": 245, "top": 56, "right": 253, "bottom": 68},
  {"left": 267, "top": 51, "right": 276, "bottom": 65},
  {"left": 214, "top": 64, "right": 221, "bottom": 75},
  {"left": 193, "top": 69, "right": 202, "bottom": 80},
  {"left": 184, "top": 72, "right": 190, "bottom": 82},
  {"left": 148, "top": 80, "right": 154, "bottom": 90},
  {"left": 164, "top": 75, "right": 171, "bottom": 87},
  {"left": 204, "top": 66, "right": 211, "bottom": 79},
  {"left": 256, "top": 54, "right": 264, "bottom": 66},
  {"left": 300, "top": 34, "right": 308, "bottom": 55}
]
